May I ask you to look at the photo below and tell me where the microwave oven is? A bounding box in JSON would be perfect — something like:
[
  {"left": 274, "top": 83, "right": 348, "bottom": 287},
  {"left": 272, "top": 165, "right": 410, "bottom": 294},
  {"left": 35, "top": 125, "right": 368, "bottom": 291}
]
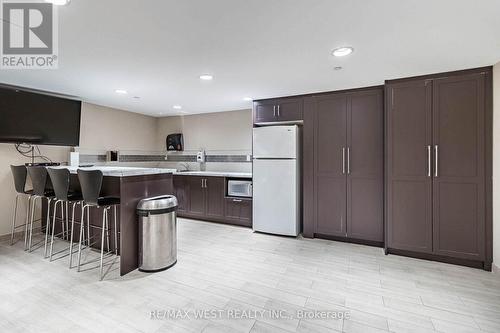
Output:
[{"left": 227, "top": 180, "right": 252, "bottom": 198}]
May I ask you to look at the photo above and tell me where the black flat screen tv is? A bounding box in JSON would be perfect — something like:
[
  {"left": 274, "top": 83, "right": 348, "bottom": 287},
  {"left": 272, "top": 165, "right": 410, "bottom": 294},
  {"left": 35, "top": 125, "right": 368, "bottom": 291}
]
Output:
[{"left": 0, "top": 85, "right": 81, "bottom": 146}]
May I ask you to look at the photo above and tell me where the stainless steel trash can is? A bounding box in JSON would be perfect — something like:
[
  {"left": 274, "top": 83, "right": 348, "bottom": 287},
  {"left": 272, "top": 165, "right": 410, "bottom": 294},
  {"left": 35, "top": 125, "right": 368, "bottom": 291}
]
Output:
[{"left": 137, "top": 195, "right": 178, "bottom": 272}]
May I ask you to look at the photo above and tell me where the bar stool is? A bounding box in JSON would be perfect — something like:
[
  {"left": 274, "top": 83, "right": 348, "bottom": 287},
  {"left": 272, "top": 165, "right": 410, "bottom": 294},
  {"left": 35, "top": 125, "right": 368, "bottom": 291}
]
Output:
[
  {"left": 10, "top": 165, "right": 34, "bottom": 246},
  {"left": 26, "top": 166, "right": 56, "bottom": 253},
  {"left": 76, "top": 169, "right": 120, "bottom": 280},
  {"left": 46, "top": 168, "right": 83, "bottom": 263}
]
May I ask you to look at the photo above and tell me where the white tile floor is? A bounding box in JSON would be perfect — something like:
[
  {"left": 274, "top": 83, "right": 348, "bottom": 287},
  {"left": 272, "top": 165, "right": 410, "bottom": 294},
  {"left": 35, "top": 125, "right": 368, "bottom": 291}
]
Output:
[{"left": 1, "top": 218, "right": 500, "bottom": 333}]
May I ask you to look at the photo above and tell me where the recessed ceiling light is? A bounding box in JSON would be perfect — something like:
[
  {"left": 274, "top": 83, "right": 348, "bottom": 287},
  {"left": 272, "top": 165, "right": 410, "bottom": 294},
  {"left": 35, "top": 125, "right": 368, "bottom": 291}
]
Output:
[
  {"left": 173, "top": 105, "right": 182, "bottom": 110},
  {"left": 199, "top": 74, "right": 213, "bottom": 81},
  {"left": 332, "top": 47, "right": 354, "bottom": 57},
  {"left": 133, "top": 96, "right": 140, "bottom": 99},
  {"left": 243, "top": 97, "right": 252, "bottom": 102},
  {"left": 44, "top": 0, "right": 71, "bottom": 5},
  {"left": 334, "top": 66, "right": 343, "bottom": 71},
  {"left": 115, "top": 89, "right": 128, "bottom": 94}
]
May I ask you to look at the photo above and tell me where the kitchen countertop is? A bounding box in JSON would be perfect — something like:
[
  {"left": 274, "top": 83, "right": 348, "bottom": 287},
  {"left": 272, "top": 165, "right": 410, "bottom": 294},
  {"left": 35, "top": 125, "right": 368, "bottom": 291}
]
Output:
[
  {"left": 174, "top": 171, "right": 252, "bottom": 178},
  {"left": 49, "top": 166, "right": 177, "bottom": 177}
]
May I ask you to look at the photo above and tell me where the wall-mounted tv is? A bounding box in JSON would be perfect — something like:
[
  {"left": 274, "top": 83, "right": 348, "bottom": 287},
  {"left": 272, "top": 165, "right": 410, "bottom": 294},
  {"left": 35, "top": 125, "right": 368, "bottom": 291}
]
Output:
[{"left": 0, "top": 85, "right": 81, "bottom": 146}]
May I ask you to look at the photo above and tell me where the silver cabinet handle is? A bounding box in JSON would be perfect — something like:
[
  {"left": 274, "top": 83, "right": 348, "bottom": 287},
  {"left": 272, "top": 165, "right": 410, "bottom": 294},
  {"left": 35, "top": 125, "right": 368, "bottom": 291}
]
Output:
[
  {"left": 347, "top": 147, "right": 351, "bottom": 175},
  {"left": 204, "top": 179, "right": 207, "bottom": 188},
  {"left": 277, "top": 105, "right": 280, "bottom": 117},
  {"left": 232, "top": 199, "right": 242, "bottom": 202},
  {"left": 427, "top": 145, "right": 431, "bottom": 177},
  {"left": 434, "top": 145, "right": 439, "bottom": 178},
  {"left": 201, "top": 179, "right": 204, "bottom": 188},
  {"left": 273, "top": 105, "right": 276, "bottom": 117},
  {"left": 342, "top": 147, "right": 346, "bottom": 174}
]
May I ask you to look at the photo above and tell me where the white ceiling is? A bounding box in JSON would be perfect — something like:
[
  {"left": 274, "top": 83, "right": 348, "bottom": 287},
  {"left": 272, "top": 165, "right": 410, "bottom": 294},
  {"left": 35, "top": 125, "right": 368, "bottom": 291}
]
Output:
[{"left": 2, "top": 0, "right": 500, "bottom": 116}]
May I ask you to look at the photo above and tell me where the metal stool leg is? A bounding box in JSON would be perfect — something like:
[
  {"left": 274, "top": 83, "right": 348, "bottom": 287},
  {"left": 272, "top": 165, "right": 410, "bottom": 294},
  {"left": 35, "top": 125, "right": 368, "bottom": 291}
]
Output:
[
  {"left": 86, "top": 206, "right": 90, "bottom": 246},
  {"left": 65, "top": 201, "right": 69, "bottom": 241},
  {"left": 114, "top": 205, "right": 118, "bottom": 255},
  {"left": 99, "top": 208, "right": 108, "bottom": 280},
  {"left": 10, "top": 194, "right": 19, "bottom": 245},
  {"left": 69, "top": 202, "right": 79, "bottom": 268},
  {"left": 77, "top": 205, "right": 87, "bottom": 272},
  {"left": 49, "top": 200, "right": 62, "bottom": 261},
  {"left": 44, "top": 198, "right": 53, "bottom": 258},
  {"left": 24, "top": 196, "right": 32, "bottom": 250},
  {"left": 28, "top": 196, "right": 39, "bottom": 252}
]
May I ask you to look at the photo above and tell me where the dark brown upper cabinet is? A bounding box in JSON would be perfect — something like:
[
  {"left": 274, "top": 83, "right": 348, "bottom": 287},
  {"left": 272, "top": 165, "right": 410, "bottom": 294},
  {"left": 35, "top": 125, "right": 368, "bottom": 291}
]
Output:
[
  {"left": 253, "top": 97, "right": 303, "bottom": 124},
  {"left": 386, "top": 68, "right": 492, "bottom": 269},
  {"left": 306, "top": 87, "right": 384, "bottom": 244}
]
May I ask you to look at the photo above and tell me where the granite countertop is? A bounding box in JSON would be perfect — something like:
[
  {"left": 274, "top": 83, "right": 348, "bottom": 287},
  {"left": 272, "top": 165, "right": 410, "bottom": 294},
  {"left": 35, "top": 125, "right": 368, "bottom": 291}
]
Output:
[
  {"left": 173, "top": 171, "right": 252, "bottom": 178},
  {"left": 48, "top": 166, "right": 177, "bottom": 177}
]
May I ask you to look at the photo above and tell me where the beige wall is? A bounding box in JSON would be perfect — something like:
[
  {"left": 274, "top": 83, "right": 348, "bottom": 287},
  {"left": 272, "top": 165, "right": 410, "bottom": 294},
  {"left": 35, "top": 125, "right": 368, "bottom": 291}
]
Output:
[
  {"left": 156, "top": 109, "right": 252, "bottom": 152},
  {"left": 80, "top": 103, "right": 157, "bottom": 151},
  {"left": 0, "top": 102, "right": 157, "bottom": 237},
  {"left": 493, "top": 62, "right": 500, "bottom": 271}
]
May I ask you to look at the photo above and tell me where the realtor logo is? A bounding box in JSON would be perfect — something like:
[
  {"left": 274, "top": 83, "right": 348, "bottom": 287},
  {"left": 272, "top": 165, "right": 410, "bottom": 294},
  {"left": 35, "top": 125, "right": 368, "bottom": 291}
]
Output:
[{"left": 1, "top": 0, "right": 58, "bottom": 69}]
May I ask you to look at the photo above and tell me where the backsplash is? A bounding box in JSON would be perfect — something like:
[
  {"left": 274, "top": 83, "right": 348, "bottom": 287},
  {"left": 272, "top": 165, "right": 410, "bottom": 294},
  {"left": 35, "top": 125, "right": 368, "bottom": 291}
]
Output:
[{"left": 75, "top": 149, "right": 252, "bottom": 164}]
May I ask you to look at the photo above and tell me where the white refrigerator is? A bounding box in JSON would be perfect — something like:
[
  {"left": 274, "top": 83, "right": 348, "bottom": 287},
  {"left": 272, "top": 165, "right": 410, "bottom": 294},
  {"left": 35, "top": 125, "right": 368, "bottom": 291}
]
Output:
[{"left": 252, "top": 125, "right": 300, "bottom": 236}]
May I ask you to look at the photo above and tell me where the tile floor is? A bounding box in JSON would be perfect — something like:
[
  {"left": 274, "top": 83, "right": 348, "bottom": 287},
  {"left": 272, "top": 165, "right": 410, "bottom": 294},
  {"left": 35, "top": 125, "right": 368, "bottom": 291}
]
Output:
[{"left": 0, "top": 218, "right": 499, "bottom": 333}]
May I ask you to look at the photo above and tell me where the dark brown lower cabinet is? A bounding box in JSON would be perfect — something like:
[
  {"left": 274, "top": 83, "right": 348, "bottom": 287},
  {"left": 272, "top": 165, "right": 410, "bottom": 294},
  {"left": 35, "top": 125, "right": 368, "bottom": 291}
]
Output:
[
  {"left": 386, "top": 67, "right": 492, "bottom": 270},
  {"left": 173, "top": 175, "right": 252, "bottom": 227},
  {"left": 304, "top": 87, "right": 384, "bottom": 245},
  {"left": 224, "top": 198, "right": 252, "bottom": 227}
]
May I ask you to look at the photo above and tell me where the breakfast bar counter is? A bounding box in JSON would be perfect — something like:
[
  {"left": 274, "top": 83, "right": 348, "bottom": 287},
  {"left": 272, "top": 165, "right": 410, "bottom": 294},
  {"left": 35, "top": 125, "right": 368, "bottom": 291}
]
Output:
[{"left": 44, "top": 167, "right": 175, "bottom": 276}]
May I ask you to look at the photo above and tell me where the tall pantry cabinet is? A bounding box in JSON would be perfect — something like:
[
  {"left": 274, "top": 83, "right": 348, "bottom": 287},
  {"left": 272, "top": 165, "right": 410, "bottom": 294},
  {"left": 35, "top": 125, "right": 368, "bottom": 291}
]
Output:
[
  {"left": 385, "top": 68, "right": 492, "bottom": 270},
  {"left": 303, "top": 87, "right": 384, "bottom": 244}
]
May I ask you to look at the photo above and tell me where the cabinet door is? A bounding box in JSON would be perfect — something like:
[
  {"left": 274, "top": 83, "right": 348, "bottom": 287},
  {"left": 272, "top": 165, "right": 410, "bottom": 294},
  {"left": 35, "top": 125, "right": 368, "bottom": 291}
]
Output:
[
  {"left": 188, "top": 176, "right": 205, "bottom": 217},
  {"left": 205, "top": 177, "right": 225, "bottom": 219},
  {"left": 386, "top": 80, "right": 433, "bottom": 253},
  {"left": 254, "top": 102, "right": 276, "bottom": 123},
  {"left": 173, "top": 176, "right": 189, "bottom": 213},
  {"left": 276, "top": 98, "right": 303, "bottom": 122},
  {"left": 347, "top": 89, "right": 384, "bottom": 242},
  {"left": 314, "top": 94, "right": 347, "bottom": 237},
  {"left": 432, "top": 73, "right": 486, "bottom": 260},
  {"left": 224, "top": 198, "right": 252, "bottom": 227}
]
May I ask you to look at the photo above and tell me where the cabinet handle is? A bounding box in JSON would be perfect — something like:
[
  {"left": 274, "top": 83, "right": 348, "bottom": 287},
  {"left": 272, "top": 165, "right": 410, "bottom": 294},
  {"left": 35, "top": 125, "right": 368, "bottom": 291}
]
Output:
[
  {"left": 201, "top": 179, "right": 204, "bottom": 188},
  {"left": 434, "top": 145, "right": 439, "bottom": 177},
  {"left": 273, "top": 105, "right": 276, "bottom": 117},
  {"left": 347, "top": 147, "right": 351, "bottom": 175},
  {"left": 204, "top": 179, "right": 207, "bottom": 188},
  {"left": 277, "top": 105, "right": 280, "bottom": 117},
  {"left": 232, "top": 199, "right": 242, "bottom": 202},
  {"left": 342, "top": 147, "right": 346, "bottom": 174},
  {"left": 427, "top": 145, "right": 431, "bottom": 177}
]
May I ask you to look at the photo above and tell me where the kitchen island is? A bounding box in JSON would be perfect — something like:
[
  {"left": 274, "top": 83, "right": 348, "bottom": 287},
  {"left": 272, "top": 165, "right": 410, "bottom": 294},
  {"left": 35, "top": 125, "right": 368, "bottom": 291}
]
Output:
[{"left": 45, "top": 167, "right": 175, "bottom": 276}]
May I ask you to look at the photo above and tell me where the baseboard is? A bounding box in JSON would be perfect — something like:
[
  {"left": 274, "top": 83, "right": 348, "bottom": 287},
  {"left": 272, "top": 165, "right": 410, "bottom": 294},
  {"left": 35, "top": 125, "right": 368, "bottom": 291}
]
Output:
[{"left": 0, "top": 231, "right": 22, "bottom": 242}]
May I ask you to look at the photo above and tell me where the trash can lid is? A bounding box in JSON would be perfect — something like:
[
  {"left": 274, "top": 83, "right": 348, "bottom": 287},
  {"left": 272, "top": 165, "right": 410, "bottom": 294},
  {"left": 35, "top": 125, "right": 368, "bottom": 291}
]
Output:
[{"left": 137, "top": 195, "right": 178, "bottom": 216}]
